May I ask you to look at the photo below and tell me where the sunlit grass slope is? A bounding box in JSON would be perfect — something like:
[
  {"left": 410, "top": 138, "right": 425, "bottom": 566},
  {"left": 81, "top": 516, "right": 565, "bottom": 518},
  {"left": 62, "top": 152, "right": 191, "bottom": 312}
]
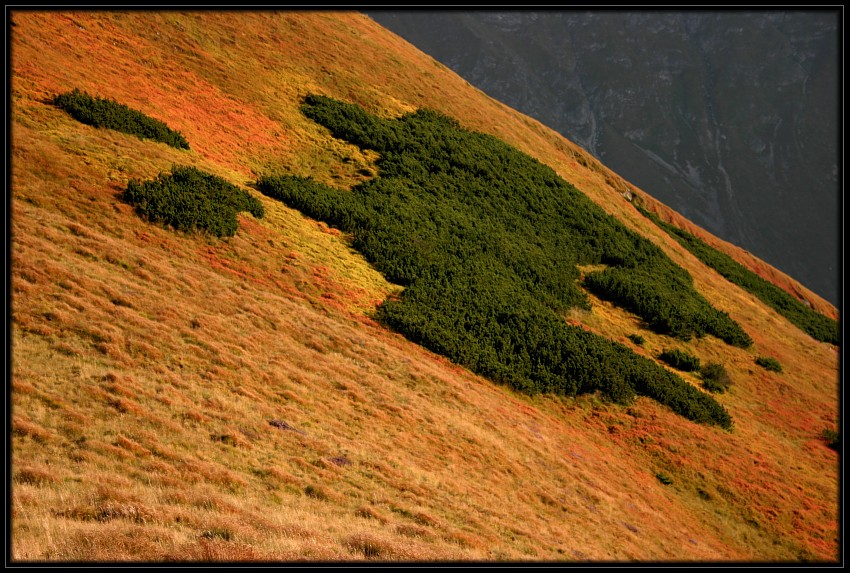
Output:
[{"left": 9, "top": 10, "right": 839, "bottom": 563}]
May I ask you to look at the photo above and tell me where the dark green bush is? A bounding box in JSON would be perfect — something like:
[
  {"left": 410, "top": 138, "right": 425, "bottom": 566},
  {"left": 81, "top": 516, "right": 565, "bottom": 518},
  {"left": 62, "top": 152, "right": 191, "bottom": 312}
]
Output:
[
  {"left": 821, "top": 429, "right": 839, "bottom": 452},
  {"left": 257, "top": 95, "right": 736, "bottom": 429},
  {"left": 755, "top": 356, "right": 783, "bottom": 373},
  {"left": 627, "top": 334, "right": 645, "bottom": 345},
  {"left": 122, "top": 165, "right": 263, "bottom": 237},
  {"left": 53, "top": 88, "right": 190, "bottom": 150},
  {"left": 637, "top": 205, "right": 838, "bottom": 345},
  {"left": 658, "top": 348, "right": 701, "bottom": 372},
  {"left": 700, "top": 362, "right": 733, "bottom": 394},
  {"left": 583, "top": 266, "right": 752, "bottom": 347}
]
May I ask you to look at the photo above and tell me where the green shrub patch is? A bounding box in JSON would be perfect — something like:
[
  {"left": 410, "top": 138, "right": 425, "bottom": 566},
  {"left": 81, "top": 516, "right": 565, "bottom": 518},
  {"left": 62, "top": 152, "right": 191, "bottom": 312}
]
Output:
[
  {"left": 53, "top": 88, "right": 190, "bottom": 150},
  {"left": 122, "top": 165, "right": 263, "bottom": 237},
  {"left": 755, "top": 356, "right": 783, "bottom": 373},
  {"left": 700, "top": 362, "right": 733, "bottom": 394},
  {"left": 658, "top": 349, "right": 701, "bottom": 372},
  {"left": 627, "top": 334, "right": 645, "bottom": 346},
  {"left": 821, "top": 429, "right": 839, "bottom": 452},
  {"left": 637, "top": 205, "right": 838, "bottom": 345}
]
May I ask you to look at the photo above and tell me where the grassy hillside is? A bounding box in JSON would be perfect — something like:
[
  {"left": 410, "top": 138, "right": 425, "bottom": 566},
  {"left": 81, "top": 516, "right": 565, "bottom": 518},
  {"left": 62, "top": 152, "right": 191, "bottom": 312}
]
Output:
[{"left": 9, "top": 10, "right": 840, "bottom": 563}]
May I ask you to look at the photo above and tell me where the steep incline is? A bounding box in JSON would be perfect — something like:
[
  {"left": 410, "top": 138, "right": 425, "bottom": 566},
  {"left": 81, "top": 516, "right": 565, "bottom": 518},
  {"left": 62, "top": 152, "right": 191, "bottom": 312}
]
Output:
[{"left": 9, "top": 11, "right": 839, "bottom": 563}]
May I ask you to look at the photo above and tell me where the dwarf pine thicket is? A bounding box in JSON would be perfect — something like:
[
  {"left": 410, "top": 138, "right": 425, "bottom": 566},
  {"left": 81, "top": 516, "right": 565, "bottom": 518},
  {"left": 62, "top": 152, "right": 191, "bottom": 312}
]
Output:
[
  {"left": 54, "top": 88, "right": 741, "bottom": 428},
  {"left": 755, "top": 356, "right": 783, "bottom": 373},
  {"left": 122, "top": 165, "right": 264, "bottom": 237},
  {"left": 700, "top": 362, "right": 734, "bottom": 394},
  {"left": 256, "top": 94, "right": 744, "bottom": 429},
  {"left": 53, "top": 88, "right": 191, "bottom": 150},
  {"left": 636, "top": 205, "right": 839, "bottom": 345},
  {"left": 657, "top": 349, "right": 702, "bottom": 372}
]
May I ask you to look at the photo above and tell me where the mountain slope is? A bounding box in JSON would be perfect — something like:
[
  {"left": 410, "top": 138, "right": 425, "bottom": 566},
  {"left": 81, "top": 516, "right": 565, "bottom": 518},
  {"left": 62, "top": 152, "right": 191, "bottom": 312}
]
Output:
[
  {"left": 9, "top": 10, "right": 840, "bottom": 563},
  {"left": 367, "top": 10, "right": 841, "bottom": 306}
]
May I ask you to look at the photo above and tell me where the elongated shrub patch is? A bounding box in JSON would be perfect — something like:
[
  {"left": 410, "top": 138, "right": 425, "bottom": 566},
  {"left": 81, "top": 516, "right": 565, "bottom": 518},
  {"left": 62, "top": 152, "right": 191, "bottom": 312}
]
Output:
[
  {"left": 636, "top": 205, "right": 838, "bottom": 345},
  {"left": 53, "top": 88, "right": 190, "bottom": 150}
]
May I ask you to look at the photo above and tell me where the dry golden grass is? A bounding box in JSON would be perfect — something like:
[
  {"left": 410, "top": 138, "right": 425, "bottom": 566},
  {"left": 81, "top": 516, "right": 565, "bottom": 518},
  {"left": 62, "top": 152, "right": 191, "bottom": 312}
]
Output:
[{"left": 9, "top": 9, "right": 839, "bottom": 564}]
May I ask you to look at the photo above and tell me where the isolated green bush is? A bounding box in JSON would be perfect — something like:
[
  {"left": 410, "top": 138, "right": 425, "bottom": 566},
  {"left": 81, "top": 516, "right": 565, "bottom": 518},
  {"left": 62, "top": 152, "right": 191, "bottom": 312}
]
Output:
[
  {"left": 627, "top": 334, "right": 645, "bottom": 346},
  {"left": 122, "top": 165, "right": 263, "bottom": 237},
  {"left": 258, "top": 95, "right": 736, "bottom": 429},
  {"left": 637, "top": 205, "right": 838, "bottom": 345},
  {"left": 700, "top": 362, "right": 733, "bottom": 394},
  {"left": 821, "top": 429, "right": 839, "bottom": 452},
  {"left": 658, "top": 348, "right": 701, "bottom": 372},
  {"left": 53, "top": 88, "right": 190, "bottom": 150},
  {"left": 755, "top": 356, "right": 783, "bottom": 373}
]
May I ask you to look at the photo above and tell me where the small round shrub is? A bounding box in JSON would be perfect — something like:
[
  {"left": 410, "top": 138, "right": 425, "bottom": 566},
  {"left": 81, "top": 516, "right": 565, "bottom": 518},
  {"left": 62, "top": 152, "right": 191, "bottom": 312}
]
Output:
[
  {"left": 657, "top": 348, "right": 701, "bottom": 372},
  {"left": 700, "top": 362, "right": 732, "bottom": 393},
  {"left": 821, "top": 429, "right": 839, "bottom": 452},
  {"left": 627, "top": 333, "right": 645, "bottom": 346},
  {"left": 755, "top": 356, "right": 783, "bottom": 373}
]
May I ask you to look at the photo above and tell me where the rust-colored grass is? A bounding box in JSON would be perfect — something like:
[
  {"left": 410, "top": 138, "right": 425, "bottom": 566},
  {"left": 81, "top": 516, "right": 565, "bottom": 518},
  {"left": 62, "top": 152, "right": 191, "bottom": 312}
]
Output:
[{"left": 9, "top": 9, "right": 838, "bottom": 564}]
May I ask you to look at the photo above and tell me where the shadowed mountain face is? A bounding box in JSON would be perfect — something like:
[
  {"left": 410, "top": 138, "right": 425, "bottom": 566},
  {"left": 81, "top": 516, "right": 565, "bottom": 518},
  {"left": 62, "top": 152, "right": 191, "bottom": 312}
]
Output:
[{"left": 367, "top": 10, "right": 840, "bottom": 305}]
